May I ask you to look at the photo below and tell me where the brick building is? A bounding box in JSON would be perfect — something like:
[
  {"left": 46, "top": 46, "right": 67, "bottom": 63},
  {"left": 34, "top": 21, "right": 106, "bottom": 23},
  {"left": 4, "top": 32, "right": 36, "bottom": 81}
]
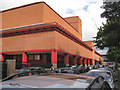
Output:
[{"left": 0, "top": 2, "right": 104, "bottom": 69}]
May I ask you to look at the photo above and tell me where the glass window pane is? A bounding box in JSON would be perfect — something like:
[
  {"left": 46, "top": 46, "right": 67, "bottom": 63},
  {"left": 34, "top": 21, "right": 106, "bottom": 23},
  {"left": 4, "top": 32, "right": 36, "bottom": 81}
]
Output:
[
  {"left": 35, "top": 55, "right": 40, "bottom": 60},
  {"left": 29, "top": 55, "right": 34, "bottom": 60}
]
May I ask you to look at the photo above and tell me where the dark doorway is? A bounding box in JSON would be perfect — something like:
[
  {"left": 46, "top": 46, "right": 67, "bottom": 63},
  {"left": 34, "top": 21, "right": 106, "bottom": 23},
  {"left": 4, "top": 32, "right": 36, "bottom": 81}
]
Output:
[
  {"left": 69, "top": 56, "right": 73, "bottom": 66},
  {"left": 77, "top": 58, "right": 80, "bottom": 65},
  {"left": 57, "top": 55, "right": 65, "bottom": 68},
  {"left": 5, "top": 54, "right": 22, "bottom": 69},
  {"left": 2, "top": 62, "right": 7, "bottom": 79}
]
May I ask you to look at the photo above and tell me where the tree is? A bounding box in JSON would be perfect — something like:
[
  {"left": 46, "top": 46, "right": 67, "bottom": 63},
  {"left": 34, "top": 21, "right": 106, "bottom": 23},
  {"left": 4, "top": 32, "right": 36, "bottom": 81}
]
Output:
[
  {"left": 107, "top": 46, "right": 120, "bottom": 62},
  {"left": 94, "top": 2, "right": 120, "bottom": 63},
  {"left": 101, "top": 2, "right": 119, "bottom": 20}
]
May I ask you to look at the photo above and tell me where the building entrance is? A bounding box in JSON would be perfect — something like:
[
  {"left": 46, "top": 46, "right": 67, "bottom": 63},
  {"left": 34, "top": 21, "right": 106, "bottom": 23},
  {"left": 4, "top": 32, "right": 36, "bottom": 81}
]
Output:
[{"left": 5, "top": 54, "right": 22, "bottom": 69}]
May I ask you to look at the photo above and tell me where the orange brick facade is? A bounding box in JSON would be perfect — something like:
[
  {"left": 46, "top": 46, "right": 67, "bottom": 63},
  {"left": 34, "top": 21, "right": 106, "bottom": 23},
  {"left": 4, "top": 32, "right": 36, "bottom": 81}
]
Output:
[{"left": 0, "top": 2, "right": 104, "bottom": 68}]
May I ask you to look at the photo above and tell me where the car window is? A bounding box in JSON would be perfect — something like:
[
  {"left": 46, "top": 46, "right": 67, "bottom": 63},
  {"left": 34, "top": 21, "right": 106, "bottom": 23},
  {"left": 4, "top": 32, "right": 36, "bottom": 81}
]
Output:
[
  {"left": 19, "top": 68, "right": 30, "bottom": 73},
  {"left": 64, "top": 67, "right": 71, "bottom": 70},
  {"left": 73, "top": 67, "right": 76, "bottom": 70}
]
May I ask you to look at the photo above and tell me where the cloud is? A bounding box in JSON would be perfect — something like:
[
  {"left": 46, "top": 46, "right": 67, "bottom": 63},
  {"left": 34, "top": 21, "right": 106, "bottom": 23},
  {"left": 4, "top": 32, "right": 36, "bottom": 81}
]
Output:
[
  {"left": 89, "top": 2, "right": 97, "bottom": 4},
  {"left": 66, "top": 9, "right": 75, "bottom": 15},
  {"left": 83, "top": 5, "right": 89, "bottom": 12},
  {"left": 0, "top": 0, "right": 106, "bottom": 41},
  {"left": 82, "top": 2, "right": 96, "bottom": 12}
]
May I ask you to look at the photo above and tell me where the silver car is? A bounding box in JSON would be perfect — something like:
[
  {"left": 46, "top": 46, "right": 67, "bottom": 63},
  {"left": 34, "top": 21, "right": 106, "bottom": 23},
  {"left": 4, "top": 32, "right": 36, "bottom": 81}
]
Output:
[
  {"left": 54, "top": 66, "right": 76, "bottom": 74},
  {"left": 2, "top": 72, "right": 111, "bottom": 89},
  {"left": 85, "top": 69, "right": 114, "bottom": 88}
]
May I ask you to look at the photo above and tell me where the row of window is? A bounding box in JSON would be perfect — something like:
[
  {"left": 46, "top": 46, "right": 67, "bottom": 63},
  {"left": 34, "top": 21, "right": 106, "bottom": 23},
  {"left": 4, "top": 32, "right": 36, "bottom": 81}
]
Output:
[
  {"left": 28, "top": 54, "right": 41, "bottom": 60},
  {"left": 10, "top": 54, "right": 41, "bottom": 61}
]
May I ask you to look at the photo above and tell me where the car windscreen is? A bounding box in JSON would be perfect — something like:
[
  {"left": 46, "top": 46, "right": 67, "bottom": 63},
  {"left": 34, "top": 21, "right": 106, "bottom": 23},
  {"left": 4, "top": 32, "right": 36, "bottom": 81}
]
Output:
[
  {"left": 19, "top": 68, "right": 30, "bottom": 73},
  {"left": 87, "top": 71, "right": 111, "bottom": 80},
  {"left": 64, "top": 67, "right": 71, "bottom": 70},
  {"left": 64, "top": 67, "right": 76, "bottom": 70}
]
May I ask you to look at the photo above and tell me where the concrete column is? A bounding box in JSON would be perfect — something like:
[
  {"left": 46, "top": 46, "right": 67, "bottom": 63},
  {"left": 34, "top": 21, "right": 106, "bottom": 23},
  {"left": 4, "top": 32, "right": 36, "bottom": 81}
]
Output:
[
  {"left": 72, "top": 56, "right": 77, "bottom": 65},
  {"left": 88, "top": 59, "right": 90, "bottom": 66},
  {"left": 64, "top": 54, "right": 69, "bottom": 66},
  {"left": 84, "top": 58, "right": 87, "bottom": 66},
  {"left": 22, "top": 52, "right": 27, "bottom": 65},
  {"left": 51, "top": 50, "right": 57, "bottom": 68},
  {"left": 80, "top": 57, "right": 83, "bottom": 65},
  {"left": 7, "top": 60, "right": 16, "bottom": 76},
  {"left": 92, "top": 60, "right": 95, "bottom": 65}
]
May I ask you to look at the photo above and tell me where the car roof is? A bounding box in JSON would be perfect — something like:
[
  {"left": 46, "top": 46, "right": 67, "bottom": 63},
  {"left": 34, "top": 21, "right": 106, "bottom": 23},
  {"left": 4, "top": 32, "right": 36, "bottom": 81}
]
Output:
[
  {"left": 89, "top": 69, "right": 110, "bottom": 72},
  {"left": 21, "top": 67, "right": 42, "bottom": 69},
  {"left": 98, "top": 68, "right": 112, "bottom": 70},
  {"left": 2, "top": 73, "right": 93, "bottom": 88}
]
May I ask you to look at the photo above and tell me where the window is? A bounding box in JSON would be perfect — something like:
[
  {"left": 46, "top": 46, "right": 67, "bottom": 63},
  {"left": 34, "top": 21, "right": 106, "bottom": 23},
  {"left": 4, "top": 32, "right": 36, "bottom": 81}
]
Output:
[
  {"left": 35, "top": 54, "right": 40, "bottom": 60},
  {"left": 29, "top": 55, "right": 34, "bottom": 60},
  {"left": 13, "top": 55, "right": 17, "bottom": 60}
]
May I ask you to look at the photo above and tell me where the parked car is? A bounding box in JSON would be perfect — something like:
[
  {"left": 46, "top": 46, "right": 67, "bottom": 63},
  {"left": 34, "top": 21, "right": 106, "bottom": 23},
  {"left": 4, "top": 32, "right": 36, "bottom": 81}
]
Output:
[
  {"left": 62, "top": 66, "right": 77, "bottom": 74},
  {"left": 108, "top": 65, "right": 115, "bottom": 71},
  {"left": 2, "top": 71, "right": 111, "bottom": 89},
  {"left": 54, "top": 66, "right": 76, "bottom": 74},
  {"left": 85, "top": 69, "right": 115, "bottom": 88},
  {"left": 54, "top": 68, "right": 62, "bottom": 73},
  {"left": 74, "top": 65, "right": 86, "bottom": 74},
  {"left": 94, "top": 65, "right": 99, "bottom": 69},
  {"left": 92, "top": 65, "right": 96, "bottom": 69},
  {"left": 98, "top": 65, "right": 103, "bottom": 68},
  {"left": 18, "top": 67, "right": 47, "bottom": 76},
  {"left": 98, "top": 67, "right": 114, "bottom": 73},
  {"left": 88, "top": 65, "right": 94, "bottom": 70},
  {"left": 99, "top": 66, "right": 116, "bottom": 76},
  {"left": 99, "top": 67, "right": 118, "bottom": 82},
  {"left": 85, "top": 66, "right": 90, "bottom": 72}
]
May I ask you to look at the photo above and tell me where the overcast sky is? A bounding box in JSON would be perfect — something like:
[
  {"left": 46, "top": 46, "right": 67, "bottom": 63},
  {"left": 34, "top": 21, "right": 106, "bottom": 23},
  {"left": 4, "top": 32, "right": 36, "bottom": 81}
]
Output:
[{"left": 0, "top": 0, "right": 106, "bottom": 41}]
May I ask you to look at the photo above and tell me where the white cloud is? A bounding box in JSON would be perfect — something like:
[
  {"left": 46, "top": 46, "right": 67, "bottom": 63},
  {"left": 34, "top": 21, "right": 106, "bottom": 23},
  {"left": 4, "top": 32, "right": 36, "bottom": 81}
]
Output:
[{"left": 0, "top": 0, "right": 106, "bottom": 41}]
